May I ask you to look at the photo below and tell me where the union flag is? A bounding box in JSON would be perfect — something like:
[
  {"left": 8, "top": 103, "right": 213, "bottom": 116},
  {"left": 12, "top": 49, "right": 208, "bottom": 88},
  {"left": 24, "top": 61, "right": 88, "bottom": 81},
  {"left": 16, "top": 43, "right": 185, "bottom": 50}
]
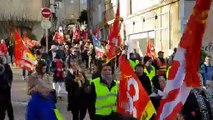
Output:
[
  {"left": 146, "top": 38, "right": 156, "bottom": 60},
  {"left": 117, "top": 55, "right": 156, "bottom": 119},
  {"left": 14, "top": 29, "right": 36, "bottom": 72},
  {"left": 106, "top": 1, "right": 122, "bottom": 63}
]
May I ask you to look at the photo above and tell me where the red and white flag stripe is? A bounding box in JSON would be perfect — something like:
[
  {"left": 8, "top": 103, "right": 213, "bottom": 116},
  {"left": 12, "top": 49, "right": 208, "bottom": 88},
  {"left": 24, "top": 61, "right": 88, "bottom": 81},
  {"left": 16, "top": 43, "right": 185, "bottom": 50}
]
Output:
[{"left": 157, "top": 47, "right": 192, "bottom": 120}]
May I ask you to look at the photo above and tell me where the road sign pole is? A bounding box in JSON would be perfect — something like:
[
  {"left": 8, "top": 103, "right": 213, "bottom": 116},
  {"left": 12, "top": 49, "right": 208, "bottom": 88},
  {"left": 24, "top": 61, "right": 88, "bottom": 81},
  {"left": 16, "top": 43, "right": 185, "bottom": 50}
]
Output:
[{"left": 45, "top": 28, "right": 48, "bottom": 53}]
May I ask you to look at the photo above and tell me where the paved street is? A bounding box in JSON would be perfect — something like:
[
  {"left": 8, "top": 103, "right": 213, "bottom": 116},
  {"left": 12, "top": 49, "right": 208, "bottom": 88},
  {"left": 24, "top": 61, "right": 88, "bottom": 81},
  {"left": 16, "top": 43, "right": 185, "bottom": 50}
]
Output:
[{"left": 7, "top": 66, "right": 91, "bottom": 120}]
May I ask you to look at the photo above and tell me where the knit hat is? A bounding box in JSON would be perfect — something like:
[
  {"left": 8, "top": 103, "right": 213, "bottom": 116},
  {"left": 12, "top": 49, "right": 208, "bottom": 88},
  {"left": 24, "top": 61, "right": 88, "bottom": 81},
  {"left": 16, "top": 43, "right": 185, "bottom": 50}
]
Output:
[{"left": 143, "top": 56, "right": 152, "bottom": 64}]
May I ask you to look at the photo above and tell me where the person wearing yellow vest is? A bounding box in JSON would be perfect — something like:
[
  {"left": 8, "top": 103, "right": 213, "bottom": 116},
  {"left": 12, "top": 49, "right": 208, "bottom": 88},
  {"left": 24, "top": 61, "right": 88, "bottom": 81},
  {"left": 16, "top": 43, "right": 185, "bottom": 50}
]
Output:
[
  {"left": 143, "top": 56, "right": 156, "bottom": 81},
  {"left": 129, "top": 53, "right": 140, "bottom": 70},
  {"left": 153, "top": 51, "right": 167, "bottom": 76},
  {"left": 166, "top": 66, "right": 171, "bottom": 79},
  {"left": 88, "top": 63, "right": 119, "bottom": 120}
]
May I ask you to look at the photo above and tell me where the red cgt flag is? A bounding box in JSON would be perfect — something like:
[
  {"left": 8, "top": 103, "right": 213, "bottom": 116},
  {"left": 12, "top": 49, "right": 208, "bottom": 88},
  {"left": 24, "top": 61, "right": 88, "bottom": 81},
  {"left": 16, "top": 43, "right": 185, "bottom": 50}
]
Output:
[
  {"left": 106, "top": 1, "right": 121, "bottom": 63},
  {"left": 146, "top": 38, "right": 156, "bottom": 60},
  {"left": 117, "top": 55, "right": 155, "bottom": 119},
  {"left": 14, "top": 29, "right": 36, "bottom": 72}
]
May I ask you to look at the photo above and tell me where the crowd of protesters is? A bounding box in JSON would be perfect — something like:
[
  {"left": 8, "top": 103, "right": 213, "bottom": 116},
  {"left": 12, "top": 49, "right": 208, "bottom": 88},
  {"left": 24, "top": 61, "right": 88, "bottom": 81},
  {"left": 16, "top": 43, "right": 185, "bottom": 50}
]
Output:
[{"left": 0, "top": 23, "right": 212, "bottom": 120}]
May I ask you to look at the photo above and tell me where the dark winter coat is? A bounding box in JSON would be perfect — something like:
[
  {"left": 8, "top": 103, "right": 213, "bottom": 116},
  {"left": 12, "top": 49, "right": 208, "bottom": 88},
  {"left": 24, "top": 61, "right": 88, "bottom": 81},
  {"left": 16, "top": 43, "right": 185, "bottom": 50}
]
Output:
[
  {"left": 65, "top": 71, "right": 90, "bottom": 111},
  {"left": 136, "top": 73, "right": 152, "bottom": 95}
]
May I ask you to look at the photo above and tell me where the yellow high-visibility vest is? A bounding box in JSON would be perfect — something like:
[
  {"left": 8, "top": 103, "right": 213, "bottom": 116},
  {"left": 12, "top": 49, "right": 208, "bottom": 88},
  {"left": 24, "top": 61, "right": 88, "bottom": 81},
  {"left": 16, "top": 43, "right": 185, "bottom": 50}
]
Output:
[
  {"left": 144, "top": 65, "right": 156, "bottom": 81},
  {"left": 129, "top": 59, "right": 139, "bottom": 70},
  {"left": 92, "top": 77, "right": 118, "bottom": 116}
]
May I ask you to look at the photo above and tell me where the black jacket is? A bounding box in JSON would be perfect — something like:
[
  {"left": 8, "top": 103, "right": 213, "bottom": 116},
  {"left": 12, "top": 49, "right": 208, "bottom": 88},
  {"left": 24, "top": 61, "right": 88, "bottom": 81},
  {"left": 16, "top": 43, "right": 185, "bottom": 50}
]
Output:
[
  {"left": 0, "top": 64, "right": 13, "bottom": 101},
  {"left": 137, "top": 73, "right": 152, "bottom": 95},
  {"left": 65, "top": 71, "right": 89, "bottom": 111}
]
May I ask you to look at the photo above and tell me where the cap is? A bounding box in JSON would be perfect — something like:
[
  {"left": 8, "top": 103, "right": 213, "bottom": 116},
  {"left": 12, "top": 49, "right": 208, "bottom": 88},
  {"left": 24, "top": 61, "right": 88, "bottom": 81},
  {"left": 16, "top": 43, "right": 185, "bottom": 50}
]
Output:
[{"left": 50, "top": 45, "right": 57, "bottom": 51}]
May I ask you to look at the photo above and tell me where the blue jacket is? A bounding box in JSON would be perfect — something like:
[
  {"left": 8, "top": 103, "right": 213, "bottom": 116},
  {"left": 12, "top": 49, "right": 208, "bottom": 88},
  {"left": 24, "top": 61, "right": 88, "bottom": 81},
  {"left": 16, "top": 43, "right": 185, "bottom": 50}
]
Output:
[
  {"left": 200, "top": 64, "right": 213, "bottom": 85},
  {"left": 26, "top": 92, "right": 57, "bottom": 120}
]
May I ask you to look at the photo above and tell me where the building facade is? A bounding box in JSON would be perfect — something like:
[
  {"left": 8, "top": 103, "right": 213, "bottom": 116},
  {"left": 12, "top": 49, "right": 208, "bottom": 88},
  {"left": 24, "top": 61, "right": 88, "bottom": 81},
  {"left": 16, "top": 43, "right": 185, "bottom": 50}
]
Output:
[
  {"left": 91, "top": 0, "right": 213, "bottom": 59},
  {"left": 124, "top": 0, "right": 180, "bottom": 57},
  {"left": 87, "top": 0, "right": 105, "bottom": 39},
  {"left": 50, "top": 0, "right": 87, "bottom": 28},
  {"left": 0, "top": 0, "right": 48, "bottom": 39}
]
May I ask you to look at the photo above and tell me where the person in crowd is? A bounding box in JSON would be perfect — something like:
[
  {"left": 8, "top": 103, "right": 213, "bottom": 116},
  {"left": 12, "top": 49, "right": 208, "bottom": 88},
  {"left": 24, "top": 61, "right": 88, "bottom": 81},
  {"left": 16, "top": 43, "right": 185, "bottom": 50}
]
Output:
[
  {"left": 149, "top": 75, "right": 166, "bottom": 110},
  {"left": 91, "top": 64, "right": 101, "bottom": 79},
  {"left": 34, "top": 50, "right": 42, "bottom": 63},
  {"left": 65, "top": 62, "right": 90, "bottom": 120},
  {"left": 0, "top": 55, "right": 14, "bottom": 120},
  {"left": 26, "top": 60, "right": 58, "bottom": 120},
  {"left": 167, "top": 48, "right": 177, "bottom": 66},
  {"left": 39, "top": 47, "right": 51, "bottom": 74},
  {"left": 50, "top": 54, "right": 66, "bottom": 100},
  {"left": 143, "top": 56, "right": 156, "bottom": 81},
  {"left": 56, "top": 45, "right": 66, "bottom": 61},
  {"left": 89, "top": 63, "right": 136, "bottom": 120},
  {"left": 152, "top": 51, "right": 167, "bottom": 76},
  {"left": 81, "top": 42, "right": 90, "bottom": 68},
  {"left": 87, "top": 42, "right": 95, "bottom": 72},
  {"left": 166, "top": 48, "right": 177, "bottom": 79},
  {"left": 133, "top": 48, "right": 141, "bottom": 61},
  {"left": 135, "top": 64, "right": 152, "bottom": 95},
  {"left": 200, "top": 55, "right": 213, "bottom": 86},
  {"left": 40, "top": 33, "right": 53, "bottom": 50},
  {"left": 73, "top": 44, "right": 81, "bottom": 63},
  {"left": 0, "top": 39, "right": 8, "bottom": 55},
  {"left": 89, "top": 63, "right": 118, "bottom": 120},
  {"left": 181, "top": 87, "right": 213, "bottom": 120},
  {"left": 64, "top": 45, "right": 70, "bottom": 57},
  {"left": 206, "top": 80, "right": 213, "bottom": 96},
  {"left": 8, "top": 39, "right": 14, "bottom": 66},
  {"left": 49, "top": 45, "right": 58, "bottom": 62},
  {"left": 129, "top": 53, "right": 139, "bottom": 70}
]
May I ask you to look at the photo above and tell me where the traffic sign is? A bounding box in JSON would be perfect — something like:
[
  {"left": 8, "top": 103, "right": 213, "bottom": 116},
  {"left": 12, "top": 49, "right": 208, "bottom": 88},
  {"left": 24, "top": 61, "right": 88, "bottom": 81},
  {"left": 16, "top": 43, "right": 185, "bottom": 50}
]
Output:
[
  {"left": 41, "top": 8, "right": 51, "bottom": 18},
  {"left": 41, "top": 20, "right": 52, "bottom": 29}
]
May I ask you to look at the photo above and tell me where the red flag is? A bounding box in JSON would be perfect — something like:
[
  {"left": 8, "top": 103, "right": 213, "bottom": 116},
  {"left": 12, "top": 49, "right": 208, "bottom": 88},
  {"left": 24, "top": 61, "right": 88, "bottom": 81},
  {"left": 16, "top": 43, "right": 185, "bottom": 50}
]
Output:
[
  {"left": 54, "top": 27, "right": 64, "bottom": 44},
  {"left": 146, "top": 38, "right": 156, "bottom": 60},
  {"left": 156, "top": 0, "right": 212, "bottom": 119},
  {"left": 73, "top": 28, "right": 81, "bottom": 41},
  {"left": 14, "top": 30, "right": 36, "bottom": 72},
  {"left": 117, "top": 55, "right": 155, "bottom": 119},
  {"left": 83, "top": 29, "right": 88, "bottom": 40},
  {"left": 106, "top": 2, "right": 121, "bottom": 63}
]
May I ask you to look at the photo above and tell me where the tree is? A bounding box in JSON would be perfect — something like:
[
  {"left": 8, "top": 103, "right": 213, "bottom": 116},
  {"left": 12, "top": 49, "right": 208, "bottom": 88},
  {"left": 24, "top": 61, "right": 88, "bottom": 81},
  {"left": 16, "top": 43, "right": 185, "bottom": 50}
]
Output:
[{"left": 77, "top": 10, "right": 88, "bottom": 24}]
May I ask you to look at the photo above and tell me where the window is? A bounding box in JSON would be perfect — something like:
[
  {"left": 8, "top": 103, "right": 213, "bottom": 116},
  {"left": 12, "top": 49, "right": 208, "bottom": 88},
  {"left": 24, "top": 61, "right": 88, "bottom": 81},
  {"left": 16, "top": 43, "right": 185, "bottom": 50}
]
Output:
[{"left": 81, "top": 0, "right": 87, "bottom": 5}]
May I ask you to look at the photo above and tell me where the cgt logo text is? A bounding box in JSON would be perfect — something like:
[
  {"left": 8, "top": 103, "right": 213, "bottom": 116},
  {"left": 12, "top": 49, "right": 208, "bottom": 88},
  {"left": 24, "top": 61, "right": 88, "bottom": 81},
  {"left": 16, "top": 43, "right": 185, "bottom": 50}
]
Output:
[{"left": 125, "top": 77, "right": 139, "bottom": 118}]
